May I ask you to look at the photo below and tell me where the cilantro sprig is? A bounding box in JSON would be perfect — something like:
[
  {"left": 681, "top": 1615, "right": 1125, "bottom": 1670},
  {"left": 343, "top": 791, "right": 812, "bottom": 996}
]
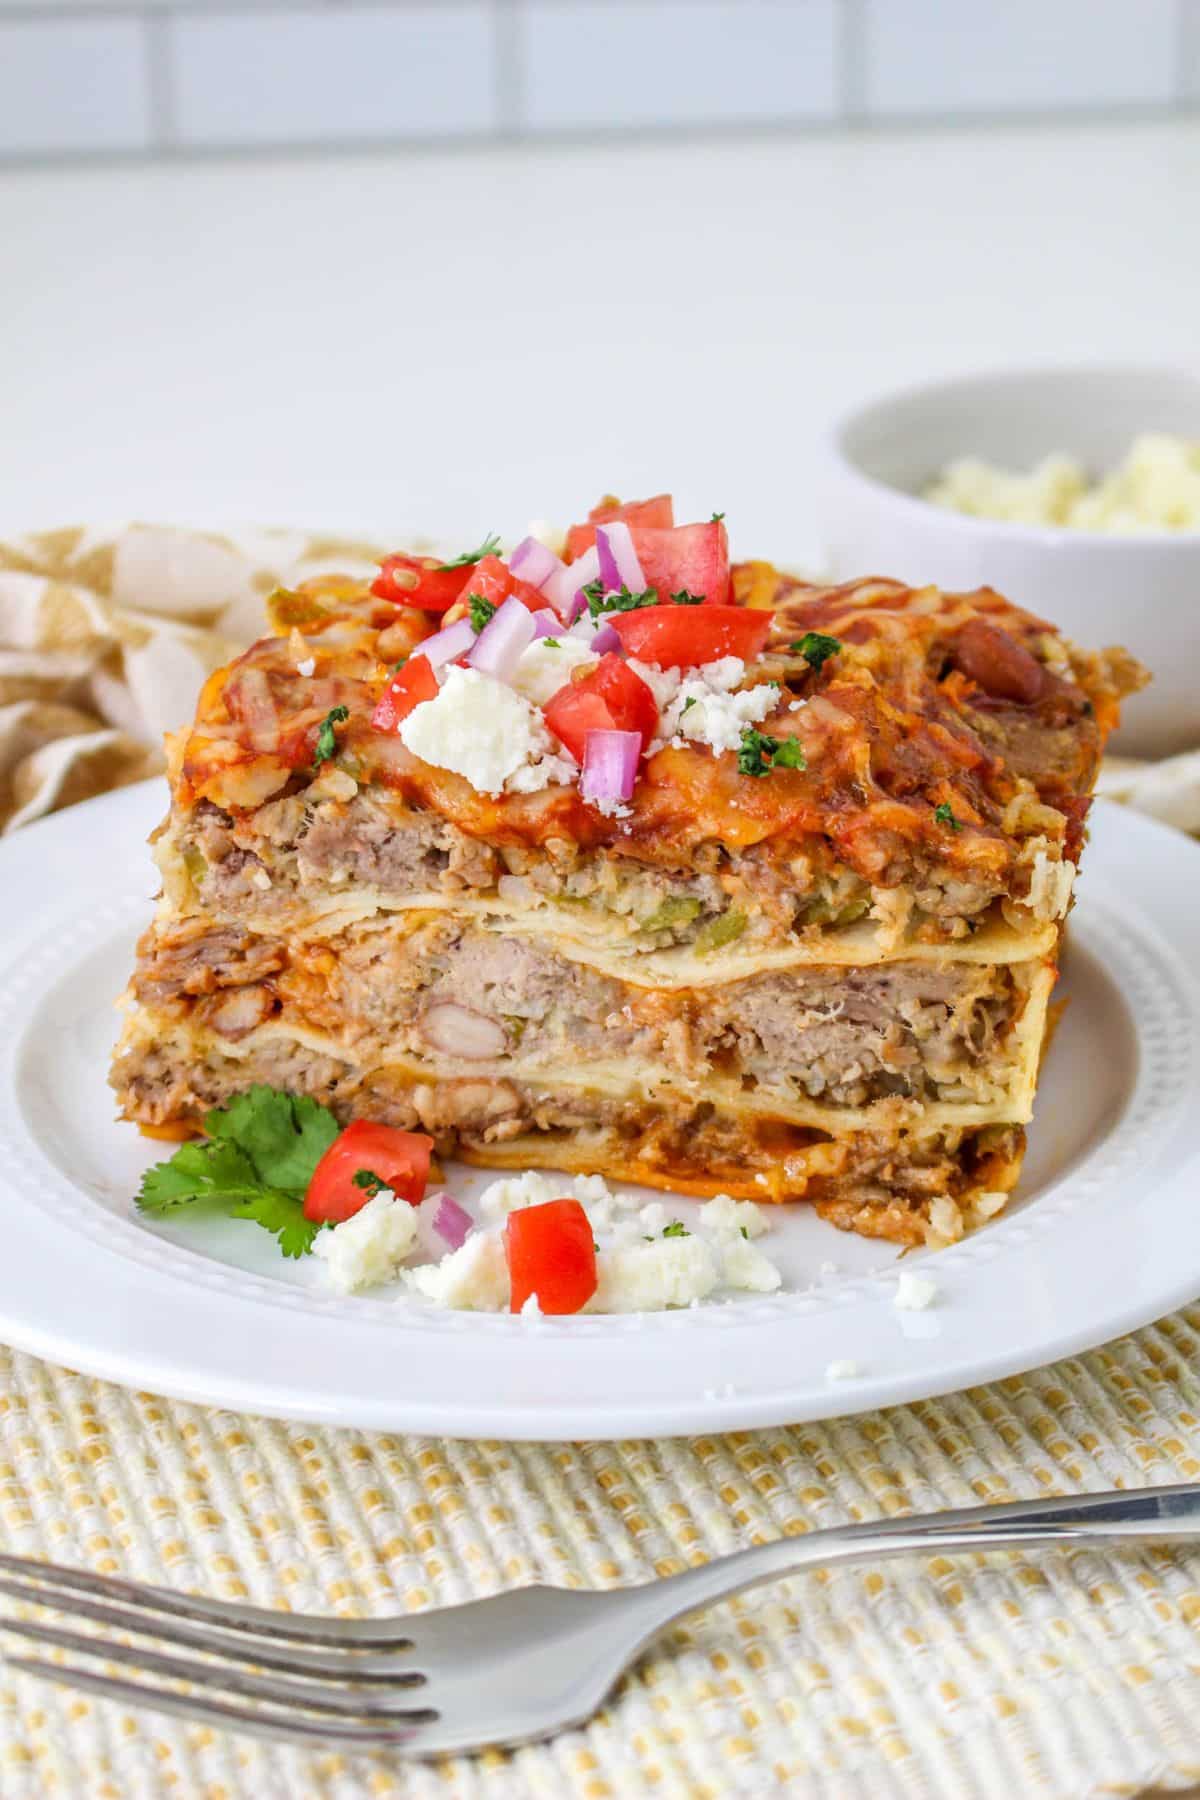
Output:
[
  {"left": 437, "top": 532, "right": 501, "bottom": 571},
  {"left": 313, "top": 705, "right": 349, "bottom": 767},
  {"left": 934, "top": 801, "right": 963, "bottom": 832},
  {"left": 669, "top": 589, "right": 705, "bottom": 606},
  {"left": 737, "top": 728, "right": 807, "bottom": 778},
  {"left": 136, "top": 1087, "right": 341, "bottom": 1258},
  {"left": 791, "top": 631, "right": 841, "bottom": 672}
]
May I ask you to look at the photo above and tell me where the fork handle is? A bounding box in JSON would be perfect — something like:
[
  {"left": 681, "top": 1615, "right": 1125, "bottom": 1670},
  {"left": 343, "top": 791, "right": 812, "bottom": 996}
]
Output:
[{"left": 622, "top": 1482, "right": 1200, "bottom": 1639}]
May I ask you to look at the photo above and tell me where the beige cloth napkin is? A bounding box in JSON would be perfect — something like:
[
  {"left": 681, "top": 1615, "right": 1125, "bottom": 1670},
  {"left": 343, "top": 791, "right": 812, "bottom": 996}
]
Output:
[{"left": 0, "top": 523, "right": 396, "bottom": 831}]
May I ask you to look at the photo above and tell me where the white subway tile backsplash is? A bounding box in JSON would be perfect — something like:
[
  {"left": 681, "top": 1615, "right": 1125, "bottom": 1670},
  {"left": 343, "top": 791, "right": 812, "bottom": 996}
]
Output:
[
  {"left": 0, "top": 0, "right": 1196, "bottom": 164},
  {"left": 517, "top": 0, "right": 839, "bottom": 132},
  {"left": 0, "top": 17, "right": 149, "bottom": 153},
  {"left": 861, "top": 0, "right": 1178, "bottom": 115},
  {"left": 168, "top": 3, "right": 495, "bottom": 148}
]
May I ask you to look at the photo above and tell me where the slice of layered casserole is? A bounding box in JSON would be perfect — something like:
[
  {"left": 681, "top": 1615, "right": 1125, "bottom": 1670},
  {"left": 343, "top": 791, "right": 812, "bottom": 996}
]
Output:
[{"left": 110, "top": 495, "right": 1144, "bottom": 1246}]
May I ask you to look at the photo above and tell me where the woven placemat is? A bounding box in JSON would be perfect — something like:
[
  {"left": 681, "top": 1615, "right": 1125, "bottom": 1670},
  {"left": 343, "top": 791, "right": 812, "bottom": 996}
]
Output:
[
  {"left": 0, "top": 523, "right": 1197, "bottom": 1797},
  {"left": 1, "top": 1320, "right": 1199, "bottom": 1799}
]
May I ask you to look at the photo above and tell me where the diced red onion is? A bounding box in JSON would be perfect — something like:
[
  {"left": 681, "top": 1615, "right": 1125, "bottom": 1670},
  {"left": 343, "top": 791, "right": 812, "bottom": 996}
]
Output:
[
  {"left": 415, "top": 1191, "right": 473, "bottom": 1257},
  {"left": 544, "top": 545, "right": 600, "bottom": 618},
  {"left": 581, "top": 728, "right": 642, "bottom": 807},
  {"left": 565, "top": 590, "right": 589, "bottom": 626},
  {"left": 531, "top": 609, "right": 563, "bottom": 639},
  {"left": 591, "top": 623, "right": 621, "bottom": 655},
  {"left": 508, "top": 536, "right": 563, "bottom": 591},
  {"left": 418, "top": 615, "right": 476, "bottom": 670},
  {"left": 432, "top": 1192, "right": 473, "bottom": 1250},
  {"left": 595, "top": 522, "right": 645, "bottom": 595},
  {"left": 468, "top": 595, "right": 536, "bottom": 682}
]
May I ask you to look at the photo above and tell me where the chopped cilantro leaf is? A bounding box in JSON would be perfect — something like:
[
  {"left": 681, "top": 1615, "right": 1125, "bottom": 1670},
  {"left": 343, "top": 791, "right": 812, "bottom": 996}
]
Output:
[
  {"left": 681, "top": 695, "right": 697, "bottom": 714},
  {"left": 934, "top": 801, "right": 962, "bottom": 831},
  {"left": 390, "top": 657, "right": 408, "bottom": 672},
  {"left": 662, "top": 1221, "right": 689, "bottom": 1238},
  {"left": 737, "top": 728, "right": 807, "bottom": 777},
  {"left": 771, "top": 737, "right": 806, "bottom": 771},
  {"left": 792, "top": 631, "right": 841, "bottom": 672},
  {"left": 437, "top": 532, "right": 501, "bottom": 570},
  {"left": 542, "top": 637, "right": 561, "bottom": 648},
  {"left": 313, "top": 705, "right": 349, "bottom": 767},
  {"left": 586, "top": 582, "right": 659, "bottom": 621},
  {"left": 467, "top": 592, "right": 496, "bottom": 632},
  {"left": 670, "top": 589, "right": 705, "bottom": 606},
  {"left": 710, "top": 511, "right": 725, "bottom": 522},
  {"left": 740, "top": 1226, "right": 750, "bottom": 1239},
  {"left": 136, "top": 1086, "right": 341, "bottom": 1259},
  {"left": 352, "top": 1168, "right": 385, "bottom": 1197}
]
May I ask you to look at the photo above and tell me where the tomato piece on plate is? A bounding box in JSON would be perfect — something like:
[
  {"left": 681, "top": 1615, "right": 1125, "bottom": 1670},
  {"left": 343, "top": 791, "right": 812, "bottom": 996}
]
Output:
[
  {"left": 543, "top": 654, "right": 658, "bottom": 763},
  {"left": 304, "top": 1119, "right": 434, "bottom": 1223},
  {"left": 565, "top": 494, "right": 675, "bottom": 561},
  {"left": 505, "top": 1198, "right": 598, "bottom": 1314},
  {"left": 462, "top": 554, "right": 548, "bottom": 616},
  {"left": 370, "top": 654, "right": 438, "bottom": 732},
  {"left": 609, "top": 604, "right": 772, "bottom": 669},
  {"left": 371, "top": 553, "right": 477, "bottom": 615}
]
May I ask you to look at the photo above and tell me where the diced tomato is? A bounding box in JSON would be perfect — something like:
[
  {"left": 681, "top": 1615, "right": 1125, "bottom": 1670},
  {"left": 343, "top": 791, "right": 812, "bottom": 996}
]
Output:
[
  {"left": 371, "top": 553, "right": 477, "bottom": 615},
  {"left": 565, "top": 494, "right": 675, "bottom": 561},
  {"left": 505, "top": 1198, "right": 597, "bottom": 1315},
  {"left": 543, "top": 654, "right": 658, "bottom": 763},
  {"left": 370, "top": 654, "right": 438, "bottom": 732},
  {"left": 609, "top": 604, "right": 772, "bottom": 669},
  {"left": 632, "top": 520, "right": 731, "bottom": 605},
  {"left": 463, "top": 555, "right": 548, "bottom": 616},
  {"left": 304, "top": 1120, "right": 434, "bottom": 1224}
]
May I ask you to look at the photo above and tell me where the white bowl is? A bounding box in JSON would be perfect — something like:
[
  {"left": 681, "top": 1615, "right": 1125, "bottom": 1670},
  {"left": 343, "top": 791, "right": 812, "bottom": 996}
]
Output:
[{"left": 820, "top": 366, "right": 1200, "bottom": 758}]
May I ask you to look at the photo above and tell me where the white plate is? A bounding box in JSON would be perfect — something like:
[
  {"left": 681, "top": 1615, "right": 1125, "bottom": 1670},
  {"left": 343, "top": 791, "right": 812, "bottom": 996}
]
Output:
[{"left": 1, "top": 782, "right": 1198, "bottom": 1440}]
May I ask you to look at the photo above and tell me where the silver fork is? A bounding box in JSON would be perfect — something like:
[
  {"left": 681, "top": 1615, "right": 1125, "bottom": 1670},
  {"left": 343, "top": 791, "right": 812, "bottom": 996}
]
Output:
[{"left": 2, "top": 1483, "right": 1199, "bottom": 1757}]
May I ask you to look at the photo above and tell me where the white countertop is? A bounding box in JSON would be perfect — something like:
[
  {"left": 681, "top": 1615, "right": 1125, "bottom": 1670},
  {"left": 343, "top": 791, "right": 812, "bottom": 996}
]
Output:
[{"left": 3, "top": 120, "right": 1199, "bottom": 558}]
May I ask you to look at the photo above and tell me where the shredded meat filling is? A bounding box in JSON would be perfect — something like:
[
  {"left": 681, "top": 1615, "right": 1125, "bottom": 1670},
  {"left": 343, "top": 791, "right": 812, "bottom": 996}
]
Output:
[{"left": 124, "top": 915, "right": 1028, "bottom": 1110}]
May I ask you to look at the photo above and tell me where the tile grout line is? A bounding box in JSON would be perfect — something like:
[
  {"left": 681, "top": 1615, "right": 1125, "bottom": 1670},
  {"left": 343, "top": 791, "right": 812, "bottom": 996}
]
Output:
[
  {"left": 492, "top": 0, "right": 521, "bottom": 139},
  {"left": 836, "top": 0, "right": 867, "bottom": 124},
  {"left": 0, "top": 99, "right": 1191, "bottom": 173},
  {"left": 1177, "top": 0, "right": 1199, "bottom": 105},
  {"left": 142, "top": 8, "right": 176, "bottom": 149}
]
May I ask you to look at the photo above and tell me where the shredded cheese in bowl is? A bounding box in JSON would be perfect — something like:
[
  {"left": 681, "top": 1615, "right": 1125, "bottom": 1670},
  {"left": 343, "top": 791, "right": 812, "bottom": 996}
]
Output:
[{"left": 925, "top": 433, "right": 1200, "bottom": 532}]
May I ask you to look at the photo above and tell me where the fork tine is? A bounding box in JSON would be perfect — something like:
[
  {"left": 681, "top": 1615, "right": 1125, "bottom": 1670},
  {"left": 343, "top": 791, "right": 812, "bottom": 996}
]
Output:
[
  {"left": 7, "top": 1656, "right": 436, "bottom": 1752},
  {"left": 0, "top": 1552, "right": 412, "bottom": 1648},
  {"left": 0, "top": 1615, "right": 427, "bottom": 1715},
  {"left": 0, "top": 1575, "right": 413, "bottom": 1682}
]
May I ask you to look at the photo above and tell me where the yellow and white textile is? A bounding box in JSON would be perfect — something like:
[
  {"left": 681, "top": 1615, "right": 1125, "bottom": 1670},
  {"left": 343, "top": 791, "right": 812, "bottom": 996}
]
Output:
[
  {"left": 0, "top": 524, "right": 1196, "bottom": 1800},
  {"left": 1, "top": 1326, "right": 1199, "bottom": 1799}
]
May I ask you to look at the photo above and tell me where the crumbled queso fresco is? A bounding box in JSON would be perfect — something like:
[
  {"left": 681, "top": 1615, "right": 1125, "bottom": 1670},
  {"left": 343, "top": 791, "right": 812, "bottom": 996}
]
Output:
[
  {"left": 925, "top": 432, "right": 1200, "bottom": 532},
  {"left": 314, "top": 1170, "right": 783, "bottom": 1311},
  {"left": 633, "top": 656, "right": 783, "bottom": 756},
  {"left": 398, "top": 664, "right": 577, "bottom": 797}
]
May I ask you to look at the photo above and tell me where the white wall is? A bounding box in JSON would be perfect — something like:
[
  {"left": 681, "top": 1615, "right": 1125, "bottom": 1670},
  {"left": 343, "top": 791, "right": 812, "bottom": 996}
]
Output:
[{"left": 0, "top": 0, "right": 1197, "bottom": 160}]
